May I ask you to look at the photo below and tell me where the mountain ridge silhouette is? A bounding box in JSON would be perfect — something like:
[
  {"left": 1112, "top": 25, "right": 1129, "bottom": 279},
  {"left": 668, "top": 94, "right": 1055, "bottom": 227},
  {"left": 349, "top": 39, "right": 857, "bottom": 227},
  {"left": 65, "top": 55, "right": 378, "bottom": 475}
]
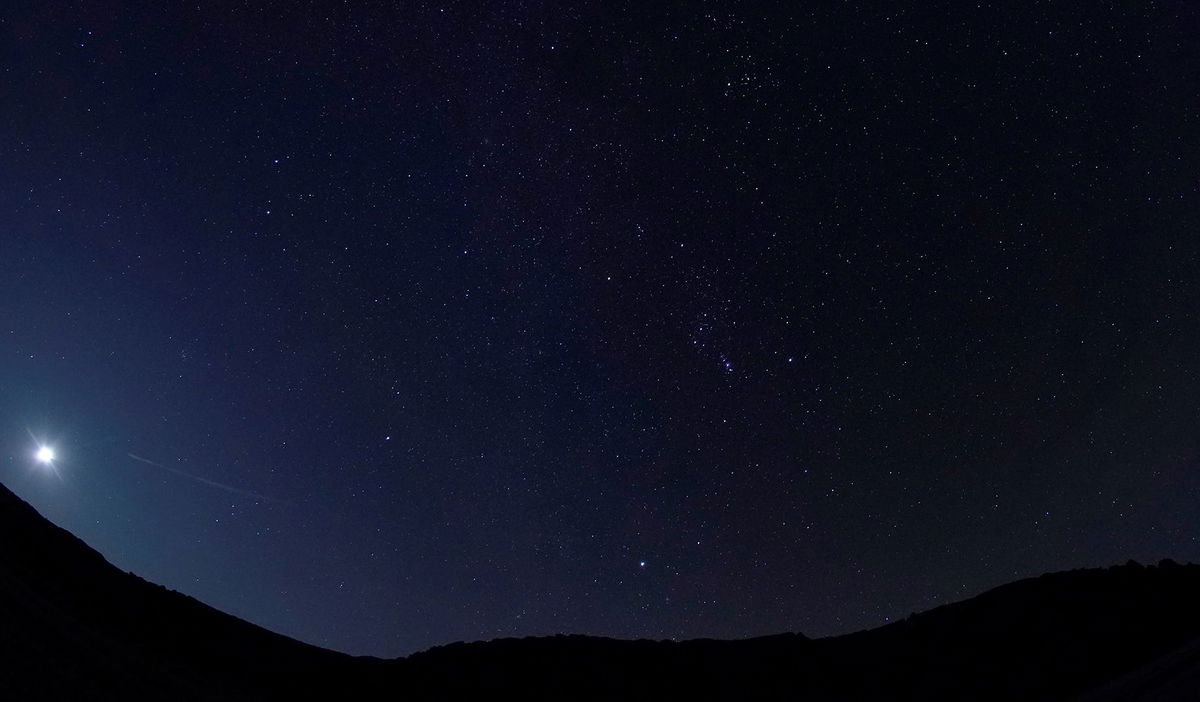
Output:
[{"left": 1, "top": 480, "right": 1196, "bottom": 700}]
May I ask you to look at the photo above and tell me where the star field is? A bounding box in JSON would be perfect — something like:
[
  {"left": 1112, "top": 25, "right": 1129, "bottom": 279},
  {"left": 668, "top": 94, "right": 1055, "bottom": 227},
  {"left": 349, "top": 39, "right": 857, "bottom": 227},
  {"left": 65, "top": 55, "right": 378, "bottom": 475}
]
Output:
[{"left": 2, "top": 2, "right": 1199, "bottom": 657}]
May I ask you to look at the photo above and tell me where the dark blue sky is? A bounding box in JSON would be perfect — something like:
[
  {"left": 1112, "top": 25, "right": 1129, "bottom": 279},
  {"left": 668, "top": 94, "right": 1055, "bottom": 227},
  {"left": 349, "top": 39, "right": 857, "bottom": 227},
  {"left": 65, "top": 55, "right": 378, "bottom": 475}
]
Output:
[{"left": 2, "top": 1, "right": 1198, "bottom": 657}]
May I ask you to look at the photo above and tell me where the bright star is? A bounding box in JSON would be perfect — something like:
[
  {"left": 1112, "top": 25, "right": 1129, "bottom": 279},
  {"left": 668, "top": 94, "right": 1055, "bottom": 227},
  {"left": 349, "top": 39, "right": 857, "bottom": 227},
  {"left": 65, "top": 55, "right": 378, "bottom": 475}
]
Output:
[{"left": 36, "top": 446, "right": 54, "bottom": 463}]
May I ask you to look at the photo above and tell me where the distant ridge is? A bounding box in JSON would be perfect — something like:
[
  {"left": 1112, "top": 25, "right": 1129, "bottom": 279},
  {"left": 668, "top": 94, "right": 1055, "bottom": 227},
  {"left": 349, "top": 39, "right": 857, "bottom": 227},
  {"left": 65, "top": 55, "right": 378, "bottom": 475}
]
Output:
[{"left": 1, "top": 481, "right": 1197, "bottom": 700}]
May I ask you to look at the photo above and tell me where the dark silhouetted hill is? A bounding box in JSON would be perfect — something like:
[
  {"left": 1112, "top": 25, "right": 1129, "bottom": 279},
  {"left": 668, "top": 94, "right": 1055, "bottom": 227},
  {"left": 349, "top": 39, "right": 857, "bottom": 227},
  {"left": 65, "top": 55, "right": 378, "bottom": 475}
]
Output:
[
  {"left": 1, "top": 480, "right": 1198, "bottom": 700},
  {"left": 0, "top": 482, "right": 385, "bottom": 700}
]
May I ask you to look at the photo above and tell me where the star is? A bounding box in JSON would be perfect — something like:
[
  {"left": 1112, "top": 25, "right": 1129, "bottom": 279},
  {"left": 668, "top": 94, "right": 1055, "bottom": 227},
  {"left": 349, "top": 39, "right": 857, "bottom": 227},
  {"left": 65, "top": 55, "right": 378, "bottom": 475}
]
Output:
[{"left": 35, "top": 446, "right": 54, "bottom": 464}]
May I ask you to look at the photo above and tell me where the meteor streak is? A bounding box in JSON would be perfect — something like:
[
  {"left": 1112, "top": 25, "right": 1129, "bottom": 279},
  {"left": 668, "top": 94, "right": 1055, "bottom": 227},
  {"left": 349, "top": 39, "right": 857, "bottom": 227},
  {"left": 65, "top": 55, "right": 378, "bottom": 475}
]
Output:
[{"left": 127, "top": 453, "right": 275, "bottom": 502}]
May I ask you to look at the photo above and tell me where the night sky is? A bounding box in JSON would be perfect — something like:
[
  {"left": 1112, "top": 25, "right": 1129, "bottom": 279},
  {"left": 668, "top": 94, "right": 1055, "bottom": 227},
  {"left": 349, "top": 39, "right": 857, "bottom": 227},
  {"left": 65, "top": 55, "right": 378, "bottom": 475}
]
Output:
[{"left": 3, "top": 2, "right": 1199, "bottom": 658}]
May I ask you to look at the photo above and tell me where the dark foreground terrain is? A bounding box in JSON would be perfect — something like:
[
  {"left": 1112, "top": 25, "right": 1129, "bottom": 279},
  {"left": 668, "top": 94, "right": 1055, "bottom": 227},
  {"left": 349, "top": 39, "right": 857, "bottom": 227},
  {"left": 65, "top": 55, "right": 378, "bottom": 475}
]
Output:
[{"left": 1, "top": 481, "right": 1197, "bottom": 700}]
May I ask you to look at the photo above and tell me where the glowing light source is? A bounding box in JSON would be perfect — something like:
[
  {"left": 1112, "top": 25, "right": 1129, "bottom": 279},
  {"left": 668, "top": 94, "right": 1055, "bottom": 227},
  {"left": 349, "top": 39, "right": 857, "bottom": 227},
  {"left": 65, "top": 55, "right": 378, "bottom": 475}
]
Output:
[{"left": 36, "top": 446, "right": 54, "bottom": 463}]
